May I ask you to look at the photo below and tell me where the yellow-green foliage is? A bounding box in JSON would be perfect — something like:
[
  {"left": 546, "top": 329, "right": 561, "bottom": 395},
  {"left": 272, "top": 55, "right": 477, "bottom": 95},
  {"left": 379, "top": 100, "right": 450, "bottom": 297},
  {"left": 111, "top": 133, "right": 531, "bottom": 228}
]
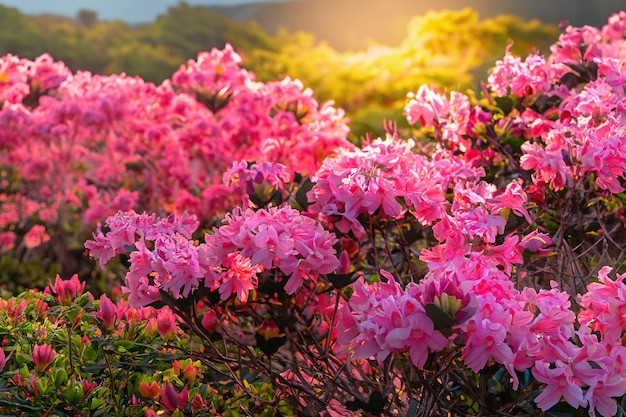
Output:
[{"left": 248, "top": 9, "right": 558, "bottom": 111}]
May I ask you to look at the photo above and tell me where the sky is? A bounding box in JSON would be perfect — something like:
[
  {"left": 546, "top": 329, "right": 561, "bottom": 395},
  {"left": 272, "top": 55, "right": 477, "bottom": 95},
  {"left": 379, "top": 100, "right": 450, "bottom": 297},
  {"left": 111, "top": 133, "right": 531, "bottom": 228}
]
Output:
[{"left": 0, "top": 0, "right": 290, "bottom": 23}]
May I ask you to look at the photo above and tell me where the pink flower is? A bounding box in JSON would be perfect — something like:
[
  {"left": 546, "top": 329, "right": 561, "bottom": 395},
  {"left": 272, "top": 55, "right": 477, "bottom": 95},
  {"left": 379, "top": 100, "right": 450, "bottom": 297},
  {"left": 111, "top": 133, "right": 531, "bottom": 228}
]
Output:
[
  {"left": 0, "top": 231, "right": 16, "bottom": 253},
  {"left": 49, "top": 274, "right": 86, "bottom": 304},
  {"left": 488, "top": 51, "right": 552, "bottom": 97},
  {"left": 462, "top": 309, "right": 513, "bottom": 373},
  {"left": 519, "top": 230, "right": 552, "bottom": 254},
  {"left": 0, "top": 348, "right": 5, "bottom": 372},
  {"left": 23, "top": 225, "right": 50, "bottom": 249},
  {"left": 159, "top": 381, "right": 188, "bottom": 413},
  {"left": 201, "top": 309, "right": 217, "bottom": 333},
  {"left": 156, "top": 306, "right": 178, "bottom": 338},
  {"left": 223, "top": 159, "right": 293, "bottom": 201},
  {"left": 405, "top": 85, "right": 449, "bottom": 128},
  {"left": 153, "top": 234, "right": 203, "bottom": 299},
  {"left": 308, "top": 136, "right": 453, "bottom": 236},
  {"left": 405, "top": 86, "right": 473, "bottom": 151},
  {"left": 578, "top": 266, "right": 626, "bottom": 343},
  {"left": 336, "top": 272, "right": 448, "bottom": 368},
  {"left": 32, "top": 343, "right": 55, "bottom": 373},
  {"left": 208, "top": 204, "right": 339, "bottom": 295},
  {"left": 84, "top": 227, "right": 116, "bottom": 266},
  {"left": 218, "top": 252, "right": 263, "bottom": 303},
  {"left": 520, "top": 141, "right": 571, "bottom": 191},
  {"left": 533, "top": 359, "right": 586, "bottom": 411},
  {"left": 123, "top": 275, "right": 161, "bottom": 307},
  {"left": 95, "top": 294, "right": 117, "bottom": 330},
  {"left": 574, "top": 329, "right": 626, "bottom": 417}
]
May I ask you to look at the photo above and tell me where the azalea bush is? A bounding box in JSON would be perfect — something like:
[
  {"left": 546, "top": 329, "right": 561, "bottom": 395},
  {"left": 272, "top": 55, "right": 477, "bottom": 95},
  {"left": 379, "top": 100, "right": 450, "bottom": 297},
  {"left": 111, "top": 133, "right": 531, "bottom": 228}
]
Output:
[
  {"left": 0, "top": 45, "right": 350, "bottom": 292},
  {"left": 0, "top": 275, "right": 292, "bottom": 416},
  {"left": 2, "top": 10, "right": 626, "bottom": 417}
]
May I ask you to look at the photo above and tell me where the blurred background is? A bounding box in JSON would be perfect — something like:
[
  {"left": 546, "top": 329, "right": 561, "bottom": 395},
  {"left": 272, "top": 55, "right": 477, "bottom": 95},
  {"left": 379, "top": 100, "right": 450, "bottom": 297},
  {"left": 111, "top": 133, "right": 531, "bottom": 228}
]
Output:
[{"left": 0, "top": 0, "right": 622, "bottom": 140}]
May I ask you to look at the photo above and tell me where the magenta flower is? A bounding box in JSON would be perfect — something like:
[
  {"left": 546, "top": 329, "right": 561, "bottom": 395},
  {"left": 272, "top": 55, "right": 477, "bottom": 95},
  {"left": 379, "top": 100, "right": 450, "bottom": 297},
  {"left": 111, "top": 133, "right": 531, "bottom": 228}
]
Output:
[
  {"left": 49, "top": 274, "right": 86, "bottom": 304},
  {"left": 308, "top": 136, "right": 451, "bottom": 237},
  {"left": 32, "top": 343, "right": 55, "bottom": 373},
  {"left": 159, "top": 381, "right": 188, "bottom": 413},
  {"left": 488, "top": 50, "right": 552, "bottom": 98},
  {"left": 578, "top": 266, "right": 626, "bottom": 343},
  {"left": 217, "top": 252, "right": 264, "bottom": 303},
  {"left": 337, "top": 271, "right": 448, "bottom": 368},
  {"left": 405, "top": 85, "right": 472, "bottom": 151},
  {"left": 95, "top": 293, "right": 117, "bottom": 330},
  {"left": 156, "top": 306, "right": 178, "bottom": 338},
  {"left": 533, "top": 359, "right": 586, "bottom": 411},
  {"left": 208, "top": 204, "right": 339, "bottom": 295},
  {"left": 223, "top": 159, "right": 293, "bottom": 201},
  {"left": 22, "top": 225, "right": 50, "bottom": 249}
]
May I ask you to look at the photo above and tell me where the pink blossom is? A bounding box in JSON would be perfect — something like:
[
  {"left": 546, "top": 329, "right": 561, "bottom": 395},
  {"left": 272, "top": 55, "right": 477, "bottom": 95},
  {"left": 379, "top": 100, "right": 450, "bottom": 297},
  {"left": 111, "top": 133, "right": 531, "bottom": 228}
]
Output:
[
  {"left": 405, "top": 85, "right": 450, "bottom": 128},
  {"left": 123, "top": 275, "right": 161, "bottom": 307},
  {"left": 153, "top": 234, "right": 203, "bottom": 299},
  {"left": 0, "top": 231, "right": 16, "bottom": 253},
  {"left": 95, "top": 294, "right": 117, "bottom": 330},
  {"left": 223, "top": 160, "right": 293, "bottom": 200},
  {"left": 23, "top": 225, "right": 50, "bottom": 249},
  {"left": 308, "top": 136, "right": 451, "bottom": 237},
  {"left": 0, "top": 54, "right": 30, "bottom": 104},
  {"left": 488, "top": 51, "right": 552, "bottom": 97},
  {"left": 533, "top": 359, "right": 586, "bottom": 411},
  {"left": 520, "top": 141, "right": 571, "bottom": 191},
  {"left": 519, "top": 230, "right": 552, "bottom": 253},
  {"left": 578, "top": 266, "right": 626, "bottom": 343},
  {"left": 159, "top": 381, "right": 188, "bottom": 413},
  {"left": 461, "top": 295, "right": 514, "bottom": 375},
  {"left": 217, "top": 252, "right": 264, "bottom": 303},
  {"left": 574, "top": 328, "right": 626, "bottom": 417},
  {"left": 405, "top": 86, "right": 472, "bottom": 151},
  {"left": 208, "top": 204, "right": 339, "bottom": 295},
  {"left": 528, "top": 284, "right": 576, "bottom": 343},
  {"left": 156, "top": 306, "right": 178, "bottom": 338},
  {"left": 201, "top": 309, "right": 218, "bottom": 333},
  {"left": 49, "top": 274, "right": 86, "bottom": 304},
  {"left": 336, "top": 272, "right": 448, "bottom": 368},
  {"left": 32, "top": 343, "right": 55, "bottom": 373}
]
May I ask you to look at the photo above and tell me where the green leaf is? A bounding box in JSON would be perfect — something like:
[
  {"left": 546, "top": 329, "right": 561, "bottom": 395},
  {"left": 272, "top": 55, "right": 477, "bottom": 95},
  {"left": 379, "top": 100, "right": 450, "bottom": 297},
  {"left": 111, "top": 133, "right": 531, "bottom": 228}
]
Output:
[
  {"left": 90, "top": 398, "right": 106, "bottom": 410},
  {"left": 294, "top": 177, "right": 314, "bottom": 210},
  {"left": 424, "top": 303, "right": 455, "bottom": 330},
  {"left": 494, "top": 96, "right": 515, "bottom": 115},
  {"left": 52, "top": 367, "right": 68, "bottom": 388}
]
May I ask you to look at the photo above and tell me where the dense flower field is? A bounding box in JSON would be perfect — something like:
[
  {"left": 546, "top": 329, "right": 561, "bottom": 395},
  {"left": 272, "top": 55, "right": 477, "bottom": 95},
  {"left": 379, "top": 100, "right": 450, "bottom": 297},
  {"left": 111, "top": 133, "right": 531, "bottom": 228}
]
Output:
[{"left": 1, "top": 10, "right": 626, "bottom": 417}]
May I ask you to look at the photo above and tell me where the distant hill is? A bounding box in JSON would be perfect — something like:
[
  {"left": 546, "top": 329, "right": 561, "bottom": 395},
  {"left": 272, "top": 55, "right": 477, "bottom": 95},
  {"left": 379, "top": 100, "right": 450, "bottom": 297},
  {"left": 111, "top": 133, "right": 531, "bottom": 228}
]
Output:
[{"left": 208, "top": 0, "right": 624, "bottom": 51}]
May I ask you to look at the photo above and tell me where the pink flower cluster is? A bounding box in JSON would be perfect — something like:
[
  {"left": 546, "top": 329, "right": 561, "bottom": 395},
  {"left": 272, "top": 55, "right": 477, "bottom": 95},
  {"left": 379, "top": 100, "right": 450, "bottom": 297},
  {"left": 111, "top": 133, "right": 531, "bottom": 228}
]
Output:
[
  {"left": 337, "top": 270, "right": 450, "bottom": 368},
  {"left": 205, "top": 204, "right": 340, "bottom": 296},
  {"left": 488, "top": 50, "right": 554, "bottom": 98},
  {"left": 85, "top": 210, "right": 201, "bottom": 305},
  {"left": 307, "top": 136, "right": 485, "bottom": 237},
  {"left": 0, "top": 53, "right": 70, "bottom": 105},
  {"left": 501, "top": 16, "right": 626, "bottom": 193},
  {"left": 519, "top": 74, "right": 626, "bottom": 193},
  {"left": 0, "top": 44, "right": 350, "bottom": 255},
  {"left": 405, "top": 85, "right": 472, "bottom": 151},
  {"left": 172, "top": 45, "right": 351, "bottom": 176},
  {"left": 223, "top": 160, "right": 294, "bottom": 205},
  {"left": 86, "top": 205, "right": 340, "bottom": 306},
  {"left": 338, "top": 252, "right": 626, "bottom": 415}
]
